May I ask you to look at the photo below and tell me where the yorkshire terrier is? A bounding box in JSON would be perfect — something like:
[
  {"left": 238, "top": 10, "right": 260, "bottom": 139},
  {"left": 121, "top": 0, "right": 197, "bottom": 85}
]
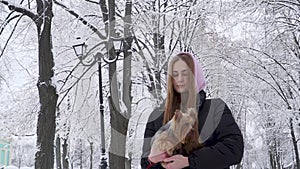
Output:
[{"left": 151, "top": 108, "right": 203, "bottom": 157}]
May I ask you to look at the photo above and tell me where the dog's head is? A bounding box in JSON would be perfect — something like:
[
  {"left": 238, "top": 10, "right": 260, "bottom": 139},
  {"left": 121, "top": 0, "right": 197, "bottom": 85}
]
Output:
[{"left": 172, "top": 108, "right": 197, "bottom": 141}]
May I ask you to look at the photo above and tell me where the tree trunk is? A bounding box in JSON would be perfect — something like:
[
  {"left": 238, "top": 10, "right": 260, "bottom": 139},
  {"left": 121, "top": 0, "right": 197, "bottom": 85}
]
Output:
[
  {"left": 235, "top": 164, "right": 242, "bottom": 169},
  {"left": 290, "top": 118, "right": 300, "bottom": 169},
  {"left": 269, "top": 149, "right": 276, "bottom": 169},
  {"left": 89, "top": 142, "right": 93, "bottom": 169},
  {"left": 108, "top": 96, "right": 129, "bottom": 169},
  {"left": 56, "top": 136, "right": 62, "bottom": 169},
  {"left": 0, "top": 1, "right": 57, "bottom": 169},
  {"left": 123, "top": 0, "right": 133, "bottom": 168},
  {"left": 35, "top": 1, "right": 58, "bottom": 169},
  {"left": 62, "top": 138, "right": 69, "bottom": 169},
  {"left": 148, "top": 0, "right": 167, "bottom": 102},
  {"left": 269, "top": 137, "right": 281, "bottom": 169},
  {"left": 275, "top": 139, "right": 281, "bottom": 169},
  {"left": 106, "top": 0, "right": 129, "bottom": 168},
  {"left": 80, "top": 139, "right": 83, "bottom": 169}
]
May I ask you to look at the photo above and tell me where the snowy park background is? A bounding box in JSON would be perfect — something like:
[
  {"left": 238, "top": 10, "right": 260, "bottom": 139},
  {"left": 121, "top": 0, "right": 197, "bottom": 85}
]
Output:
[{"left": 0, "top": 0, "right": 300, "bottom": 169}]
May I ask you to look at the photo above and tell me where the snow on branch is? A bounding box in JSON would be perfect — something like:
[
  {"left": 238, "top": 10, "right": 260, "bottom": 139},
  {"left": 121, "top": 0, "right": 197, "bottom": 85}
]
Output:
[
  {"left": 53, "top": 0, "right": 106, "bottom": 40},
  {"left": 85, "top": 0, "right": 99, "bottom": 5},
  {"left": 0, "top": 0, "right": 38, "bottom": 22},
  {"left": 0, "top": 14, "right": 23, "bottom": 58}
]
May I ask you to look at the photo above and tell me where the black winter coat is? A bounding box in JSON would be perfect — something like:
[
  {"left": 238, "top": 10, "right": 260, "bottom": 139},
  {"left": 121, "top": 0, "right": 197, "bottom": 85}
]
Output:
[{"left": 141, "top": 91, "right": 244, "bottom": 169}]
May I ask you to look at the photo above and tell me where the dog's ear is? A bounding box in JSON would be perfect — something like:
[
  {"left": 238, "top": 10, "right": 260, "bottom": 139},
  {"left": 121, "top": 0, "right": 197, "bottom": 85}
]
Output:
[{"left": 174, "top": 109, "right": 182, "bottom": 120}]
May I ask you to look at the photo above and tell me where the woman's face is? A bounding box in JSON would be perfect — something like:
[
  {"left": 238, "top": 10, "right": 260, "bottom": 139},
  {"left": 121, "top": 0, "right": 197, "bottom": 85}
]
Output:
[{"left": 172, "top": 60, "right": 190, "bottom": 93}]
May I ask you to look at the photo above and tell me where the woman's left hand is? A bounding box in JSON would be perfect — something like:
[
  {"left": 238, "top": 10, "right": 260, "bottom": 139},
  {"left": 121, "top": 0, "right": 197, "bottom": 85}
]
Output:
[{"left": 161, "top": 154, "right": 189, "bottom": 169}]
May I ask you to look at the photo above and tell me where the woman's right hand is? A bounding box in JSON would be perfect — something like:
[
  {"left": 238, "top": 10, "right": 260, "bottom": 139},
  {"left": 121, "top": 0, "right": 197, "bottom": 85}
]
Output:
[{"left": 148, "top": 147, "right": 168, "bottom": 163}]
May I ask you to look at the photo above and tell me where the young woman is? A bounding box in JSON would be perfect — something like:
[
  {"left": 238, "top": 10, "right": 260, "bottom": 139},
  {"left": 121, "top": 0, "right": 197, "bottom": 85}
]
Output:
[{"left": 141, "top": 52, "right": 244, "bottom": 169}]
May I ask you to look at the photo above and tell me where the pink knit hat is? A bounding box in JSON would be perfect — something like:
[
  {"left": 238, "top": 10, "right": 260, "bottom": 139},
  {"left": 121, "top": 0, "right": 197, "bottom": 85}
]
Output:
[{"left": 177, "top": 52, "right": 206, "bottom": 93}]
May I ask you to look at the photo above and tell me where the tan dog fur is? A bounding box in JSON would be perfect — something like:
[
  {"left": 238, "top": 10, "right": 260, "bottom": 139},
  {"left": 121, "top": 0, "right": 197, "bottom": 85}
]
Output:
[{"left": 151, "top": 108, "right": 203, "bottom": 156}]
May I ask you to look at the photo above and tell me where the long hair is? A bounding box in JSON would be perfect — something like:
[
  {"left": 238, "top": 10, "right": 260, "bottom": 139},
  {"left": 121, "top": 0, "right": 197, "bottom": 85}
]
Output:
[{"left": 163, "top": 53, "right": 197, "bottom": 125}]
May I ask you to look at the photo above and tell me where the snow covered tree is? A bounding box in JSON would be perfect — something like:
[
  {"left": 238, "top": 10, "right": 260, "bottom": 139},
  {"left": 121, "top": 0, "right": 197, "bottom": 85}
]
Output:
[{"left": 0, "top": 1, "right": 58, "bottom": 168}]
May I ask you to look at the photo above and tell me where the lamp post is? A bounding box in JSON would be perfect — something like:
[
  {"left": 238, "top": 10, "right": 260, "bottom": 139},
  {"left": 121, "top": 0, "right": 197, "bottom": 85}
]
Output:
[{"left": 72, "top": 40, "right": 123, "bottom": 169}]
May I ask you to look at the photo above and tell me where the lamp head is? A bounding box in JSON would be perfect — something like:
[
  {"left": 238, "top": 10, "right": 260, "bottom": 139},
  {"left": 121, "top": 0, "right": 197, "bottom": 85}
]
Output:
[
  {"left": 72, "top": 42, "right": 87, "bottom": 59},
  {"left": 112, "top": 39, "right": 123, "bottom": 56}
]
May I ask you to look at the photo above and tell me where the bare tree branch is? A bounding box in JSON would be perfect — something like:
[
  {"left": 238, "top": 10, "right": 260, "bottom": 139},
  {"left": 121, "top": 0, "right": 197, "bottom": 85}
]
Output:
[
  {"left": 249, "top": 47, "right": 299, "bottom": 88},
  {"left": 85, "top": 0, "right": 99, "bottom": 5},
  {"left": 0, "top": 14, "right": 24, "bottom": 58},
  {"left": 0, "top": 1, "right": 38, "bottom": 21},
  {"left": 0, "top": 12, "right": 20, "bottom": 35},
  {"left": 222, "top": 55, "right": 290, "bottom": 106},
  {"left": 53, "top": 0, "right": 106, "bottom": 39},
  {"left": 57, "top": 61, "right": 98, "bottom": 108}
]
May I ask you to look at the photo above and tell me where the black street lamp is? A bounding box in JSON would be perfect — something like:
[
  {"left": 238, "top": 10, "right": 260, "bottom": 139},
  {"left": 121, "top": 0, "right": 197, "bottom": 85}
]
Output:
[{"left": 72, "top": 40, "right": 123, "bottom": 169}]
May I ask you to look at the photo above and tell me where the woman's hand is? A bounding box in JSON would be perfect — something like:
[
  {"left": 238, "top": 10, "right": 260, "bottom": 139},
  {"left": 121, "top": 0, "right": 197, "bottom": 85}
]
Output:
[
  {"left": 161, "top": 154, "right": 189, "bottom": 169},
  {"left": 148, "top": 147, "right": 168, "bottom": 163}
]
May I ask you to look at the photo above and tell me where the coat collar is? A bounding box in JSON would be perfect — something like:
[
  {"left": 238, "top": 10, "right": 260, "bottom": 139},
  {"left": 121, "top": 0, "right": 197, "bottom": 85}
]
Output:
[{"left": 196, "top": 90, "right": 206, "bottom": 112}]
